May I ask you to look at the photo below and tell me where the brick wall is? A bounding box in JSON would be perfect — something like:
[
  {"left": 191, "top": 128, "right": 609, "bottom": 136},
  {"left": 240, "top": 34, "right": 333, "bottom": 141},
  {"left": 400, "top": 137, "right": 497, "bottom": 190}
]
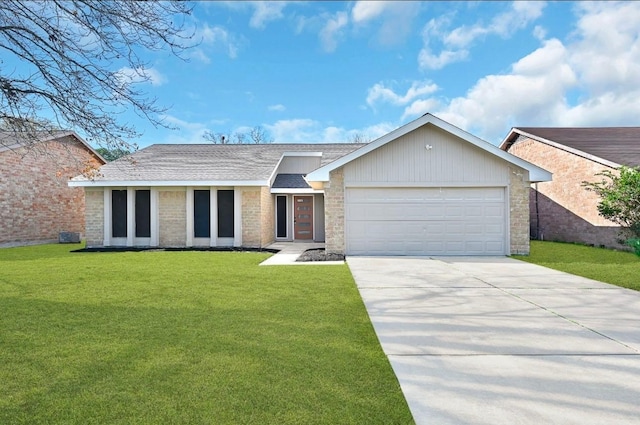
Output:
[
  {"left": 84, "top": 189, "right": 104, "bottom": 247},
  {"left": 324, "top": 168, "right": 345, "bottom": 254},
  {"left": 509, "top": 167, "right": 531, "bottom": 255},
  {"left": 0, "top": 136, "right": 103, "bottom": 247},
  {"left": 260, "top": 187, "right": 274, "bottom": 246},
  {"left": 158, "top": 190, "right": 186, "bottom": 246},
  {"left": 242, "top": 188, "right": 262, "bottom": 247},
  {"left": 508, "top": 137, "right": 623, "bottom": 248}
]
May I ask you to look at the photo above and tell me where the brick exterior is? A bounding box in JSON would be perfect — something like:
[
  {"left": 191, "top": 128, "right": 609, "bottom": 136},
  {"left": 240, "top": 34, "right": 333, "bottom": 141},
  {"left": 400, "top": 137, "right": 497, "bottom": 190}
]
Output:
[
  {"left": 158, "top": 190, "right": 186, "bottom": 247},
  {"left": 84, "top": 189, "right": 104, "bottom": 247},
  {"left": 242, "top": 188, "right": 261, "bottom": 247},
  {"left": 324, "top": 168, "right": 345, "bottom": 254},
  {"left": 509, "top": 167, "right": 531, "bottom": 255},
  {"left": 0, "top": 135, "right": 103, "bottom": 247},
  {"left": 507, "top": 137, "right": 622, "bottom": 249},
  {"left": 260, "top": 187, "right": 274, "bottom": 246}
]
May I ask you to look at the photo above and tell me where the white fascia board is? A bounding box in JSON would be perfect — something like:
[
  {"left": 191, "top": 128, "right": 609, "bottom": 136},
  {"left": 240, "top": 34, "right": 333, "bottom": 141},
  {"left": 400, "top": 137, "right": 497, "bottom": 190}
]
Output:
[
  {"left": 68, "top": 179, "right": 269, "bottom": 187},
  {"left": 270, "top": 188, "right": 324, "bottom": 194},
  {"left": 305, "top": 113, "right": 552, "bottom": 183}
]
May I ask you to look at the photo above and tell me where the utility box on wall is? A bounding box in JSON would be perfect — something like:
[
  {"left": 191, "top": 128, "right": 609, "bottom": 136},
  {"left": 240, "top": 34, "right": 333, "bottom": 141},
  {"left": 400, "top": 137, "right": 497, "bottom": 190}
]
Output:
[{"left": 59, "top": 232, "right": 81, "bottom": 243}]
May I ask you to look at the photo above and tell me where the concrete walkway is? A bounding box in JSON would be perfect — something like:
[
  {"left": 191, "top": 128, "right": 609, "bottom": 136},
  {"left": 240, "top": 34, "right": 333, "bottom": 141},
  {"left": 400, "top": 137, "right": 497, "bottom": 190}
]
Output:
[
  {"left": 347, "top": 256, "right": 640, "bottom": 425},
  {"left": 260, "top": 242, "right": 344, "bottom": 265}
]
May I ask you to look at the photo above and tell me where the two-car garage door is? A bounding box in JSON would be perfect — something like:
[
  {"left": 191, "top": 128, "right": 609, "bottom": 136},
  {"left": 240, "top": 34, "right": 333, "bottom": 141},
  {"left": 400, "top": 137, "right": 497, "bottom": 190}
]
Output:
[{"left": 345, "top": 187, "right": 507, "bottom": 256}]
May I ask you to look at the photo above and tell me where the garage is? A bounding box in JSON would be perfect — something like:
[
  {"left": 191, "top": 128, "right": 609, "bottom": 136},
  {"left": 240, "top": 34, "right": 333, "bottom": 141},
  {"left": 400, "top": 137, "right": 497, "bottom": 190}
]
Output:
[
  {"left": 345, "top": 187, "right": 507, "bottom": 256},
  {"left": 304, "top": 114, "right": 553, "bottom": 256}
]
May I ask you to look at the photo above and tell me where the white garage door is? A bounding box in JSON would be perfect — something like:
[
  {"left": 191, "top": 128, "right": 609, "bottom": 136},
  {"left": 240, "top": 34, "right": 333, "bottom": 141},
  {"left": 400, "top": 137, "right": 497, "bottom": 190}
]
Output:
[{"left": 346, "top": 187, "right": 506, "bottom": 256}]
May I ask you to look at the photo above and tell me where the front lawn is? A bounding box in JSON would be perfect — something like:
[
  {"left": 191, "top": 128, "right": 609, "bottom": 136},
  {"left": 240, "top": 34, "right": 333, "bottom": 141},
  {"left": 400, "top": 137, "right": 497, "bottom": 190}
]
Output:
[
  {"left": 514, "top": 241, "right": 640, "bottom": 291},
  {"left": 0, "top": 244, "right": 413, "bottom": 424}
]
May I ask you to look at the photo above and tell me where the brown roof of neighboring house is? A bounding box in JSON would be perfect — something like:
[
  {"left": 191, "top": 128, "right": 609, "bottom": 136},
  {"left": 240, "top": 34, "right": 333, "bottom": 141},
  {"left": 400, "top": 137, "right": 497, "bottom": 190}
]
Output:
[
  {"left": 71, "top": 143, "right": 364, "bottom": 185},
  {"left": 0, "top": 130, "right": 106, "bottom": 164},
  {"left": 501, "top": 127, "right": 640, "bottom": 167}
]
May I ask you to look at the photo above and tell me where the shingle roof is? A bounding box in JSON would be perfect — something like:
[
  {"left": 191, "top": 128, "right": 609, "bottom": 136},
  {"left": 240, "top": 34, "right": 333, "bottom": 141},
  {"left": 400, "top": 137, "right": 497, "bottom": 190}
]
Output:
[
  {"left": 507, "top": 127, "right": 640, "bottom": 167},
  {"left": 272, "top": 174, "right": 311, "bottom": 189},
  {"left": 73, "top": 143, "right": 364, "bottom": 183},
  {"left": 0, "top": 130, "right": 105, "bottom": 164}
]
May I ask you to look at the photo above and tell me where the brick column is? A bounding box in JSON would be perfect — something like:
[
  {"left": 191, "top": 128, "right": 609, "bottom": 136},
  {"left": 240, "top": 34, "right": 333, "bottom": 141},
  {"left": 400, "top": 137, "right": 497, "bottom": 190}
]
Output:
[
  {"left": 509, "top": 167, "right": 530, "bottom": 255},
  {"left": 84, "top": 189, "right": 104, "bottom": 247},
  {"left": 324, "top": 168, "right": 345, "bottom": 254}
]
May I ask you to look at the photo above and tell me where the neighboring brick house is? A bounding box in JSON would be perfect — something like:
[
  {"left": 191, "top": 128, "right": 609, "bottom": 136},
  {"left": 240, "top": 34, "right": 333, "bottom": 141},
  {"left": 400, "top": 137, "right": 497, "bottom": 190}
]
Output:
[
  {"left": 500, "top": 127, "right": 640, "bottom": 249},
  {"left": 0, "top": 131, "right": 106, "bottom": 247},
  {"left": 70, "top": 114, "right": 551, "bottom": 255}
]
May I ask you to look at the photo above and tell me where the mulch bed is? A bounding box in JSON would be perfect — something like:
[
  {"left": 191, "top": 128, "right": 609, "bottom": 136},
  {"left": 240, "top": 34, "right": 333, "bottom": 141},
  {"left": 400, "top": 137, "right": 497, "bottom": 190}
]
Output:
[{"left": 296, "top": 248, "right": 345, "bottom": 262}]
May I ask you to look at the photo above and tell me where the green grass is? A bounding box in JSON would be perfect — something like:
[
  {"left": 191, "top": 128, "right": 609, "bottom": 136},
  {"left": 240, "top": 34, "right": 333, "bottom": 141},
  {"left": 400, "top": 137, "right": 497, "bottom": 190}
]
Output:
[
  {"left": 0, "top": 244, "right": 413, "bottom": 425},
  {"left": 514, "top": 241, "right": 640, "bottom": 291}
]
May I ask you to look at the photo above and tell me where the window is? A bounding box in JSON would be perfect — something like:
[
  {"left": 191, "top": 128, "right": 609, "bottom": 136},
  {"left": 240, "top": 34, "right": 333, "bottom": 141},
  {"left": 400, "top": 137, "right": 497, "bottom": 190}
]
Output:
[
  {"left": 112, "top": 190, "right": 127, "bottom": 238},
  {"left": 276, "top": 195, "right": 287, "bottom": 238},
  {"left": 194, "top": 190, "right": 211, "bottom": 238},
  {"left": 135, "top": 190, "right": 151, "bottom": 238},
  {"left": 217, "top": 190, "right": 234, "bottom": 238}
]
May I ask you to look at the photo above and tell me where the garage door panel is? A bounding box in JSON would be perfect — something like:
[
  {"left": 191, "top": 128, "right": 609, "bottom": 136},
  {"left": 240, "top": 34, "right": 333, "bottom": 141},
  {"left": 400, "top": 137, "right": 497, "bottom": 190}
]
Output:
[{"left": 346, "top": 187, "right": 507, "bottom": 256}]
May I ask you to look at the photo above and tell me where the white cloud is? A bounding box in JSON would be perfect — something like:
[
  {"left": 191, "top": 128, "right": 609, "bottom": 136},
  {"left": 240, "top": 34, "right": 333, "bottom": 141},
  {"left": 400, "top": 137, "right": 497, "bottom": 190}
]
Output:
[
  {"left": 115, "top": 67, "right": 167, "bottom": 87},
  {"left": 445, "top": 1, "right": 546, "bottom": 48},
  {"left": 418, "top": 48, "right": 469, "bottom": 70},
  {"left": 366, "top": 80, "right": 438, "bottom": 107},
  {"left": 249, "top": 1, "right": 287, "bottom": 29},
  {"left": 319, "top": 11, "right": 348, "bottom": 52},
  {"left": 402, "top": 99, "right": 440, "bottom": 120},
  {"left": 351, "top": 1, "right": 392, "bottom": 23},
  {"left": 432, "top": 2, "right": 640, "bottom": 142},
  {"left": 351, "top": 1, "right": 420, "bottom": 46},
  {"left": 158, "top": 115, "right": 209, "bottom": 144},
  {"left": 265, "top": 119, "right": 319, "bottom": 143},
  {"left": 435, "top": 38, "right": 576, "bottom": 141},
  {"left": 264, "top": 119, "right": 395, "bottom": 143},
  {"left": 268, "top": 104, "right": 286, "bottom": 112},
  {"left": 419, "top": 1, "right": 546, "bottom": 70},
  {"left": 199, "top": 24, "right": 241, "bottom": 59}
]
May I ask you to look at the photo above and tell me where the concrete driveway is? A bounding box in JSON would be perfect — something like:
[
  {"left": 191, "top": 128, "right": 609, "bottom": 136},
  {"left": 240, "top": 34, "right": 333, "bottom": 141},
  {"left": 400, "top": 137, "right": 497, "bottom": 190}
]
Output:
[{"left": 347, "top": 256, "right": 640, "bottom": 425}]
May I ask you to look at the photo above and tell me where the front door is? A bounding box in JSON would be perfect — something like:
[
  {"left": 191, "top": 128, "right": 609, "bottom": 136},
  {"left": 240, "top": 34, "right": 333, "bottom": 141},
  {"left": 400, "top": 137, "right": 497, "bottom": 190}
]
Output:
[{"left": 293, "top": 196, "right": 313, "bottom": 240}]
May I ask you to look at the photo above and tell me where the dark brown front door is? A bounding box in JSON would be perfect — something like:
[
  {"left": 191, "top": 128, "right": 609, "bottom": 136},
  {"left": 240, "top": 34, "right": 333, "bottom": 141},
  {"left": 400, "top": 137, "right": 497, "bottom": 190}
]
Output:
[{"left": 293, "top": 196, "right": 313, "bottom": 240}]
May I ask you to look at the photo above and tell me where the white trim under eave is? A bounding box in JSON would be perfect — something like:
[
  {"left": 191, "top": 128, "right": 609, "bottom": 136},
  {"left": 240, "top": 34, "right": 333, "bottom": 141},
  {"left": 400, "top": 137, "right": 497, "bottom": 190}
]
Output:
[{"left": 68, "top": 179, "right": 269, "bottom": 187}]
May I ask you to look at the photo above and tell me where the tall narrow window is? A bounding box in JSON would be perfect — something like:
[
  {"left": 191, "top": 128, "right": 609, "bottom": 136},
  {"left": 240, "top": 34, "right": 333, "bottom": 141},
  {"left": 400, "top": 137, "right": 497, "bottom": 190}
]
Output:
[
  {"left": 194, "top": 190, "right": 211, "bottom": 238},
  {"left": 217, "top": 190, "right": 234, "bottom": 238},
  {"left": 112, "top": 190, "right": 127, "bottom": 238},
  {"left": 135, "top": 190, "right": 151, "bottom": 238},
  {"left": 276, "top": 195, "right": 287, "bottom": 238}
]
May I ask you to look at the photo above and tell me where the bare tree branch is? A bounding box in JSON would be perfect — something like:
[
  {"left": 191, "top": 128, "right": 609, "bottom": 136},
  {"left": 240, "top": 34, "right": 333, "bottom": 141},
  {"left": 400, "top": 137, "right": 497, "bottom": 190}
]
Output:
[{"left": 0, "top": 0, "right": 195, "bottom": 152}]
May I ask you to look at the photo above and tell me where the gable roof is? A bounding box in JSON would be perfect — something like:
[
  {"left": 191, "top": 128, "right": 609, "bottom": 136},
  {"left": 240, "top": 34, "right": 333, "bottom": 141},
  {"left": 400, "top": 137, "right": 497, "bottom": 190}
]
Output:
[
  {"left": 0, "top": 130, "right": 106, "bottom": 164},
  {"left": 69, "top": 143, "right": 363, "bottom": 187},
  {"left": 500, "top": 127, "right": 640, "bottom": 168},
  {"left": 305, "top": 113, "right": 552, "bottom": 183}
]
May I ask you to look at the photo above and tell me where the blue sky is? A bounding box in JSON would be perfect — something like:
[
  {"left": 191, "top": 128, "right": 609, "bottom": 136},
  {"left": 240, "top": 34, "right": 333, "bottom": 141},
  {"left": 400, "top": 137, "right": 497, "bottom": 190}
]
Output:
[{"left": 73, "top": 1, "right": 640, "bottom": 147}]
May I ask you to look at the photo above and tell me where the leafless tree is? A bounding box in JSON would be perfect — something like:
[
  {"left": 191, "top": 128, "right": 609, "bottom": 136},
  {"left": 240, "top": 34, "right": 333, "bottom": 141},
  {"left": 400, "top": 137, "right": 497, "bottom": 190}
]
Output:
[
  {"left": 348, "top": 132, "right": 372, "bottom": 143},
  {"left": 0, "top": 0, "right": 194, "bottom": 152},
  {"left": 248, "top": 126, "right": 272, "bottom": 144},
  {"left": 203, "top": 131, "right": 233, "bottom": 144},
  {"left": 203, "top": 126, "right": 273, "bottom": 144}
]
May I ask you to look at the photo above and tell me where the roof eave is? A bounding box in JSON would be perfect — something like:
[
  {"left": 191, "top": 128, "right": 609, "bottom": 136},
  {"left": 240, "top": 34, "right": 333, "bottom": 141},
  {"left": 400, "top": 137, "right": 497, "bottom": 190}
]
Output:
[
  {"left": 68, "top": 179, "right": 270, "bottom": 187},
  {"left": 503, "top": 128, "right": 622, "bottom": 170},
  {"left": 306, "top": 113, "right": 553, "bottom": 183}
]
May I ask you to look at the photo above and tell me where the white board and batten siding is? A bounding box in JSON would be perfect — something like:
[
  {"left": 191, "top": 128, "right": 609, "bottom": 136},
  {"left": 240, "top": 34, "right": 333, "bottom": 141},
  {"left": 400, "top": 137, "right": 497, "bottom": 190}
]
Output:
[{"left": 343, "top": 124, "right": 511, "bottom": 256}]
